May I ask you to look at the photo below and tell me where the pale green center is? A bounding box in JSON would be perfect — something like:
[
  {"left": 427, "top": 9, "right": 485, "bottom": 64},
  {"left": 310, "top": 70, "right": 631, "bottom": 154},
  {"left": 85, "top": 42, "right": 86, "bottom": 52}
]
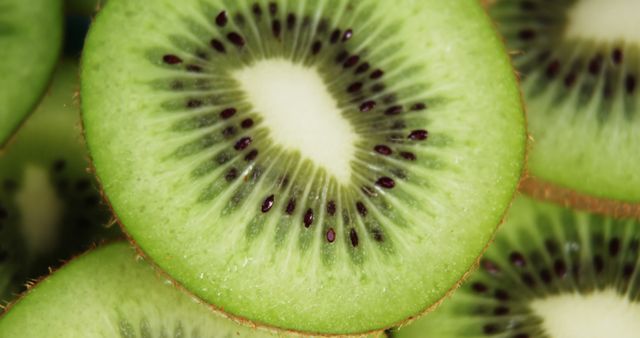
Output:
[
  {"left": 234, "top": 60, "right": 357, "bottom": 184},
  {"left": 530, "top": 289, "right": 640, "bottom": 338},
  {"left": 565, "top": 0, "right": 640, "bottom": 42},
  {"left": 15, "top": 165, "right": 63, "bottom": 254}
]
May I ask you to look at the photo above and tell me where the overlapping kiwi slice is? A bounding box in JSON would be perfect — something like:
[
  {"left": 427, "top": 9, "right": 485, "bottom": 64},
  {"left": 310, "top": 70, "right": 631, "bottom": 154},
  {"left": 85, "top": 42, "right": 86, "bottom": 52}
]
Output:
[
  {"left": 489, "top": 0, "right": 640, "bottom": 210},
  {"left": 0, "top": 60, "right": 118, "bottom": 302},
  {"left": 0, "top": 0, "right": 63, "bottom": 147},
  {"left": 391, "top": 194, "right": 640, "bottom": 338},
  {"left": 1, "top": 242, "right": 377, "bottom": 338},
  {"left": 81, "top": 0, "right": 526, "bottom": 334}
]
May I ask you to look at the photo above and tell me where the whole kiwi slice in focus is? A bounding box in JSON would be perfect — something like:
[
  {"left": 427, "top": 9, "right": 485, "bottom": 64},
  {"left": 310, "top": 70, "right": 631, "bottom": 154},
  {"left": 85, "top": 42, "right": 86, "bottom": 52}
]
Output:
[
  {"left": 81, "top": 0, "right": 526, "bottom": 334},
  {"left": 1, "top": 242, "right": 376, "bottom": 338},
  {"left": 0, "top": 0, "right": 63, "bottom": 147},
  {"left": 489, "top": 0, "right": 640, "bottom": 212},
  {"left": 0, "top": 59, "right": 118, "bottom": 303},
  {"left": 390, "top": 194, "right": 640, "bottom": 338}
]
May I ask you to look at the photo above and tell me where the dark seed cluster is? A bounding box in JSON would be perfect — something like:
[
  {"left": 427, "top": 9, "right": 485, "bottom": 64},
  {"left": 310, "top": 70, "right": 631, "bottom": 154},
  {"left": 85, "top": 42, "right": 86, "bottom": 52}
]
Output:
[
  {"left": 459, "top": 210, "right": 640, "bottom": 338},
  {"left": 493, "top": 0, "right": 639, "bottom": 119},
  {"left": 157, "top": 1, "right": 437, "bottom": 257}
]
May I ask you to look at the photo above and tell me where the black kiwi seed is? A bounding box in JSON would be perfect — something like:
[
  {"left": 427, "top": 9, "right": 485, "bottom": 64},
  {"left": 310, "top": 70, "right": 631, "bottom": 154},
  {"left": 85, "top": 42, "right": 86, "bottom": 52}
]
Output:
[
  {"left": 408, "top": 130, "right": 428, "bottom": 141},
  {"left": 330, "top": 29, "right": 341, "bottom": 44},
  {"left": 342, "top": 29, "right": 353, "bottom": 42},
  {"left": 226, "top": 32, "right": 245, "bottom": 47},
  {"left": 53, "top": 159, "right": 66, "bottom": 172},
  {"left": 303, "top": 209, "right": 314, "bottom": 227},
  {"left": 311, "top": 41, "right": 322, "bottom": 55},
  {"left": 360, "top": 100, "right": 376, "bottom": 112},
  {"left": 326, "top": 228, "right": 336, "bottom": 243},
  {"left": 240, "top": 118, "right": 254, "bottom": 129},
  {"left": 234, "top": 137, "right": 252, "bottom": 151},
  {"left": 261, "top": 195, "right": 275, "bottom": 213},
  {"left": 162, "top": 54, "right": 182, "bottom": 65},
  {"left": 220, "top": 108, "right": 236, "bottom": 119},
  {"left": 285, "top": 199, "right": 296, "bottom": 215},
  {"left": 286, "top": 13, "right": 296, "bottom": 30},
  {"left": 376, "top": 177, "right": 395, "bottom": 189},
  {"left": 326, "top": 201, "right": 336, "bottom": 216},
  {"left": 349, "top": 228, "right": 359, "bottom": 247},
  {"left": 210, "top": 39, "right": 226, "bottom": 53},
  {"left": 356, "top": 202, "right": 367, "bottom": 217},
  {"left": 374, "top": 145, "right": 392, "bottom": 156},
  {"left": 215, "top": 11, "right": 228, "bottom": 27}
]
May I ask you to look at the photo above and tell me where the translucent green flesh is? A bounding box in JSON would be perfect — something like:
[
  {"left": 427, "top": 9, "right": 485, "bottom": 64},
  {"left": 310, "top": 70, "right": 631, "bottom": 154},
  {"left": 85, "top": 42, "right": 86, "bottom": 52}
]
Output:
[
  {"left": 81, "top": 0, "right": 525, "bottom": 333},
  {"left": 393, "top": 195, "right": 640, "bottom": 337},
  {"left": 490, "top": 0, "right": 640, "bottom": 202},
  {"left": 0, "top": 60, "right": 118, "bottom": 303},
  {"left": 0, "top": 0, "right": 63, "bottom": 147},
  {"left": 0, "top": 243, "right": 298, "bottom": 337}
]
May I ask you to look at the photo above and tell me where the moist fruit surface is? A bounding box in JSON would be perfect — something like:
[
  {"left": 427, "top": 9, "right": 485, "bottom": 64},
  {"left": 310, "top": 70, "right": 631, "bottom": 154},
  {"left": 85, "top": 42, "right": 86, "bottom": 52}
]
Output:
[
  {"left": 81, "top": 0, "right": 526, "bottom": 333},
  {"left": 391, "top": 195, "right": 640, "bottom": 338}
]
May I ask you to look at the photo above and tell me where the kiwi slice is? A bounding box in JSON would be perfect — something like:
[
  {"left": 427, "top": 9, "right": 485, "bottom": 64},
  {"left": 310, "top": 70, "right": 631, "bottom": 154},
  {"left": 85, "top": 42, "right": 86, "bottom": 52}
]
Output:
[
  {"left": 1, "top": 242, "right": 364, "bottom": 337},
  {"left": 81, "top": 0, "right": 525, "bottom": 333},
  {"left": 390, "top": 194, "right": 640, "bottom": 338},
  {"left": 0, "top": 0, "right": 63, "bottom": 147},
  {"left": 488, "top": 1, "right": 640, "bottom": 208},
  {"left": 0, "top": 59, "right": 118, "bottom": 302}
]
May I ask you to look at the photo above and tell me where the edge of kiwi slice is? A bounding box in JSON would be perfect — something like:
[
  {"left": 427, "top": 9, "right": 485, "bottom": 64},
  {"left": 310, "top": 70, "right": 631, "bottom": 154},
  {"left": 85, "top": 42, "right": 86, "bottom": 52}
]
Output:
[
  {"left": 81, "top": 0, "right": 526, "bottom": 334},
  {"left": 488, "top": 0, "right": 640, "bottom": 206},
  {"left": 521, "top": 176, "right": 640, "bottom": 220},
  {"left": 0, "top": 0, "right": 64, "bottom": 148},
  {"left": 0, "top": 241, "right": 382, "bottom": 337},
  {"left": 390, "top": 194, "right": 640, "bottom": 337},
  {"left": 0, "top": 58, "right": 120, "bottom": 303}
]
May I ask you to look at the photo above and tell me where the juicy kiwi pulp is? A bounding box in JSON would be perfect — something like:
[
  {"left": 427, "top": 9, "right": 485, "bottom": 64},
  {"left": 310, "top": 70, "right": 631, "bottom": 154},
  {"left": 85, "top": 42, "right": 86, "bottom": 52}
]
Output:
[
  {"left": 489, "top": 0, "right": 640, "bottom": 204},
  {"left": 392, "top": 195, "right": 640, "bottom": 338},
  {"left": 0, "top": 60, "right": 117, "bottom": 303},
  {"left": 81, "top": 0, "right": 525, "bottom": 334},
  {"left": 1, "top": 242, "right": 356, "bottom": 338},
  {"left": 0, "top": 0, "right": 63, "bottom": 147}
]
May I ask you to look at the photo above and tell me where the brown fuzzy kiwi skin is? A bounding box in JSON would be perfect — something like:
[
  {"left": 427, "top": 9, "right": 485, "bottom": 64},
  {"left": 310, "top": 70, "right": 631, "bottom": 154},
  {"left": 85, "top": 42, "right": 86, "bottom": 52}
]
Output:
[
  {"left": 75, "top": 2, "right": 528, "bottom": 337},
  {"left": 519, "top": 175, "right": 640, "bottom": 220}
]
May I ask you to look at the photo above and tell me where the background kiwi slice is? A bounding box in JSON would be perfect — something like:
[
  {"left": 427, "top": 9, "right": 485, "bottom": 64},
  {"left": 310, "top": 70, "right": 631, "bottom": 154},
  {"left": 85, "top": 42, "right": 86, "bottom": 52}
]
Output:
[
  {"left": 489, "top": 0, "right": 640, "bottom": 206},
  {"left": 81, "top": 0, "right": 525, "bottom": 333},
  {"left": 0, "top": 0, "right": 63, "bottom": 147},
  {"left": 1, "top": 242, "right": 375, "bottom": 337},
  {"left": 0, "top": 59, "right": 119, "bottom": 303},
  {"left": 391, "top": 194, "right": 640, "bottom": 338}
]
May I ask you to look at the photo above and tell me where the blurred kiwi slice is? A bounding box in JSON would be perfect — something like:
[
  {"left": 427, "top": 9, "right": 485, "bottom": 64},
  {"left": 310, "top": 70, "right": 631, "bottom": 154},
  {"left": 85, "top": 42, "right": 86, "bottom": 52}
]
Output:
[
  {"left": 0, "top": 59, "right": 118, "bottom": 303},
  {"left": 0, "top": 0, "right": 63, "bottom": 147},
  {"left": 81, "top": 0, "right": 526, "bottom": 334},
  {"left": 489, "top": 1, "right": 640, "bottom": 211},
  {"left": 0, "top": 242, "right": 360, "bottom": 338},
  {"left": 391, "top": 194, "right": 640, "bottom": 338}
]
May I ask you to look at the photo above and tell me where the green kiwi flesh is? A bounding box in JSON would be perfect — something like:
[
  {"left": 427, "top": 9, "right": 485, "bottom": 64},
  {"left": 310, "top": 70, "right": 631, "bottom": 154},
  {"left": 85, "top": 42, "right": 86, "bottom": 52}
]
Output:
[
  {"left": 81, "top": 0, "right": 526, "bottom": 333},
  {"left": 0, "top": 0, "right": 63, "bottom": 147},
  {"left": 490, "top": 0, "right": 640, "bottom": 203},
  {"left": 391, "top": 194, "right": 640, "bottom": 338},
  {"left": 0, "top": 60, "right": 118, "bottom": 303},
  {"left": 1, "top": 242, "right": 363, "bottom": 338}
]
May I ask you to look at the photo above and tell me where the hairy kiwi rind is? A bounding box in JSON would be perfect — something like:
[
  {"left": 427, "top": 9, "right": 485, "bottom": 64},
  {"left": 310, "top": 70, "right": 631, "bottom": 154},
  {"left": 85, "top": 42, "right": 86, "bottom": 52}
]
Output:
[
  {"left": 0, "top": 242, "right": 384, "bottom": 338},
  {"left": 520, "top": 175, "right": 640, "bottom": 220}
]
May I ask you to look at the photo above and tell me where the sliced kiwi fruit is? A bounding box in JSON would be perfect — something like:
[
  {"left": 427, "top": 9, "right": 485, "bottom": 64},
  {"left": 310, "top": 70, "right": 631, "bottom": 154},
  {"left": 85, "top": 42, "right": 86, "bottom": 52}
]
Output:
[
  {"left": 1, "top": 242, "right": 374, "bottom": 337},
  {"left": 0, "top": 59, "right": 118, "bottom": 302},
  {"left": 390, "top": 194, "right": 640, "bottom": 338},
  {"left": 489, "top": 1, "right": 640, "bottom": 208},
  {"left": 81, "top": 0, "right": 526, "bottom": 334},
  {"left": 0, "top": 0, "right": 63, "bottom": 147}
]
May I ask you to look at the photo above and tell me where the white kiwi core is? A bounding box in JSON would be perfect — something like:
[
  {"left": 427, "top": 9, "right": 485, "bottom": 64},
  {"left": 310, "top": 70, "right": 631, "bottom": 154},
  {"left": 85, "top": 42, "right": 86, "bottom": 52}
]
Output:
[
  {"left": 565, "top": 0, "right": 640, "bottom": 42},
  {"left": 15, "top": 165, "right": 63, "bottom": 254},
  {"left": 234, "top": 59, "right": 357, "bottom": 184},
  {"left": 530, "top": 289, "right": 640, "bottom": 338}
]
